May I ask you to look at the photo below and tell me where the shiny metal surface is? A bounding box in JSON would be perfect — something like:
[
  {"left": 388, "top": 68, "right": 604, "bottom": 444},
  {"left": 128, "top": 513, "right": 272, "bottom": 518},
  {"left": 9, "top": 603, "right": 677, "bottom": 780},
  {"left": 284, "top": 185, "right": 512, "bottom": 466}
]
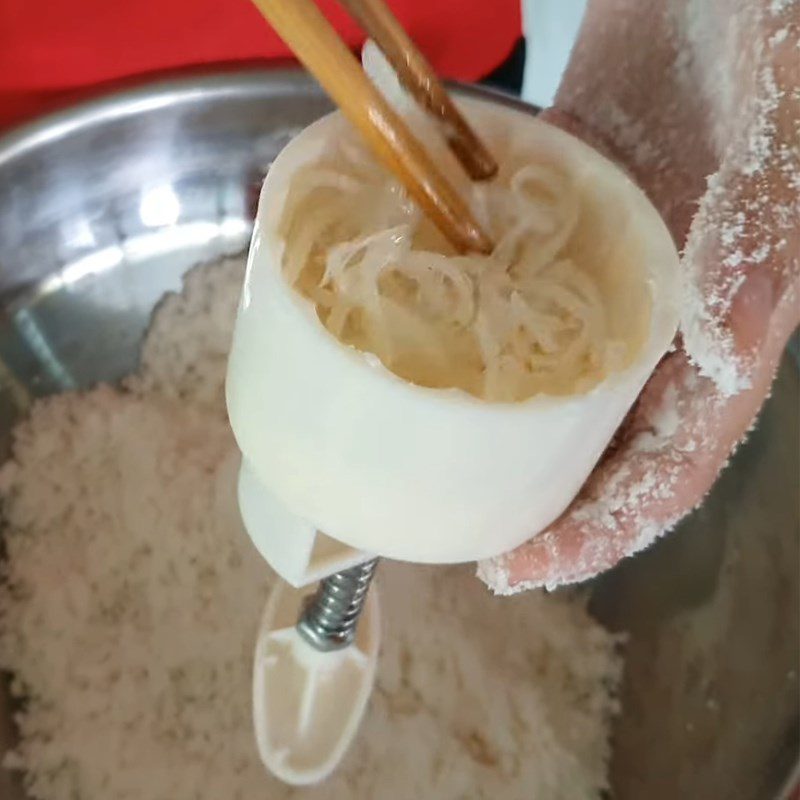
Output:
[
  {"left": 0, "top": 71, "right": 796, "bottom": 799},
  {"left": 297, "top": 559, "right": 379, "bottom": 651}
]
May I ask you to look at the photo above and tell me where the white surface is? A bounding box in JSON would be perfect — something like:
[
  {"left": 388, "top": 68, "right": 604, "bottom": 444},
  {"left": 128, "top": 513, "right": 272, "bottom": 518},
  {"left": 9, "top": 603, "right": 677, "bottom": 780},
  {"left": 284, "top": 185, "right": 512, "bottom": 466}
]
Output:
[
  {"left": 253, "top": 578, "right": 380, "bottom": 786},
  {"left": 521, "top": 0, "right": 587, "bottom": 108},
  {"left": 225, "top": 98, "right": 681, "bottom": 564},
  {"left": 238, "top": 459, "right": 373, "bottom": 586}
]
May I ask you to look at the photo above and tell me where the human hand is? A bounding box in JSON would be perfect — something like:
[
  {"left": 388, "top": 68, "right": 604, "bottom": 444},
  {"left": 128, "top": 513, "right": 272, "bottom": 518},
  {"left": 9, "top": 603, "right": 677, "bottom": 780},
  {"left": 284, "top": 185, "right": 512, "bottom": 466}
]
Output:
[{"left": 479, "top": 0, "right": 799, "bottom": 593}]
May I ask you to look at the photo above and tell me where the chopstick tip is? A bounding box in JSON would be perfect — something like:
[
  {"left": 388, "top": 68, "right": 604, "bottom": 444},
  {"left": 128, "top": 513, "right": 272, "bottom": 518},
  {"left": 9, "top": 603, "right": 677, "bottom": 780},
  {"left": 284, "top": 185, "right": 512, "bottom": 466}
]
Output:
[{"left": 461, "top": 224, "right": 494, "bottom": 256}]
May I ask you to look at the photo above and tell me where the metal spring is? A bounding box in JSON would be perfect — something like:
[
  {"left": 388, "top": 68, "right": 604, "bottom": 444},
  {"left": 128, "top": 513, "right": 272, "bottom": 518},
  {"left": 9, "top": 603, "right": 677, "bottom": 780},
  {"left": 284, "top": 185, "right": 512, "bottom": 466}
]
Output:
[{"left": 296, "top": 558, "right": 379, "bottom": 651}]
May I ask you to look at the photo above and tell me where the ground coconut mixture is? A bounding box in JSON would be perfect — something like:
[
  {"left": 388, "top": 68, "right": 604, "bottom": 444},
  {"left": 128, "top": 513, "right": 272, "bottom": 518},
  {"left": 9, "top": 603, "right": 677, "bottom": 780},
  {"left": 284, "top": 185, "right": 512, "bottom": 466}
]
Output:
[{"left": 0, "top": 256, "right": 623, "bottom": 799}]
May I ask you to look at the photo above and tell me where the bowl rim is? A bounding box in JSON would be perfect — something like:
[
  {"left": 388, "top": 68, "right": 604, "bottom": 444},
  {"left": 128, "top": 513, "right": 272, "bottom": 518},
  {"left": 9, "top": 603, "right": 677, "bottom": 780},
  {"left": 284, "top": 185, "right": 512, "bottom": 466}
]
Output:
[{"left": 0, "top": 67, "right": 533, "bottom": 171}]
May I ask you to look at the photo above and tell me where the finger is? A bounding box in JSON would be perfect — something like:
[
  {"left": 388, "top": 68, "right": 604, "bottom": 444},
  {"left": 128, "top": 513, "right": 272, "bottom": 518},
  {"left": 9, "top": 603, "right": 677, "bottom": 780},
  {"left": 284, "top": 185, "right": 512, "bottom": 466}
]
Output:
[
  {"left": 679, "top": 13, "right": 799, "bottom": 393},
  {"left": 478, "top": 275, "right": 799, "bottom": 594},
  {"left": 478, "top": 352, "right": 708, "bottom": 592}
]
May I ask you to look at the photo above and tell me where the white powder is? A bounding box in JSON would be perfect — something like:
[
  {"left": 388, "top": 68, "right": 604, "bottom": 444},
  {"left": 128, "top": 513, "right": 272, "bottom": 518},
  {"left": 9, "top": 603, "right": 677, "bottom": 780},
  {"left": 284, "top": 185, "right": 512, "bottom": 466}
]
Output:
[
  {"left": 126, "top": 256, "right": 245, "bottom": 414},
  {"left": 769, "top": 0, "right": 795, "bottom": 15},
  {"left": 677, "top": 0, "right": 799, "bottom": 395},
  {"left": 0, "top": 257, "right": 623, "bottom": 799}
]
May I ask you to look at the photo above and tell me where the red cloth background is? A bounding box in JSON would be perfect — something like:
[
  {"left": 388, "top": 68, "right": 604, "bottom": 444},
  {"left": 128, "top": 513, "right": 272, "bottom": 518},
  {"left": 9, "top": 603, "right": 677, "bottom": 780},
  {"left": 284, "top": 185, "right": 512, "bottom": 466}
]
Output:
[{"left": 0, "top": 0, "right": 521, "bottom": 128}]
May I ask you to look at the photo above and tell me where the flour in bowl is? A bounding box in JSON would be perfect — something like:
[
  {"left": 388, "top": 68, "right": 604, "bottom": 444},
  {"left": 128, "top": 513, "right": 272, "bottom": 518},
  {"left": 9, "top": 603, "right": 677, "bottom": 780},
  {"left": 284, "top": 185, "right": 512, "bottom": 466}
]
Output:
[{"left": 0, "top": 256, "right": 623, "bottom": 799}]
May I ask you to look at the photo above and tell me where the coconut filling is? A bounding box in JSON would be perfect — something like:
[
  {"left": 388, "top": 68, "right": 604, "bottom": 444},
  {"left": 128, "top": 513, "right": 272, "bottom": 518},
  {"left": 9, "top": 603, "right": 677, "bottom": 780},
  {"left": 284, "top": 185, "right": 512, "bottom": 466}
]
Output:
[{"left": 278, "top": 123, "right": 653, "bottom": 403}]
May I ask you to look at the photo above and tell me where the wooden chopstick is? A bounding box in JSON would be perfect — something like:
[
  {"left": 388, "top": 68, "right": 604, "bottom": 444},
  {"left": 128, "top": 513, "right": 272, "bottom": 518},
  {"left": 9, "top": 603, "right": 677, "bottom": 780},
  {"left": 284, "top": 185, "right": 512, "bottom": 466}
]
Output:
[
  {"left": 249, "top": 0, "right": 494, "bottom": 254},
  {"left": 338, "top": 0, "right": 498, "bottom": 182}
]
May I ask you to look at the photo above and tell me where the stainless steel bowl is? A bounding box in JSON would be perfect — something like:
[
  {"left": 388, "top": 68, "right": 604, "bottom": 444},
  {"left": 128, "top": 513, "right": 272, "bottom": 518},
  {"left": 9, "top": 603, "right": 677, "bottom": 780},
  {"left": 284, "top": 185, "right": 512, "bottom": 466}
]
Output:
[{"left": 0, "top": 70, "right": 797, "bottom": 799}]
